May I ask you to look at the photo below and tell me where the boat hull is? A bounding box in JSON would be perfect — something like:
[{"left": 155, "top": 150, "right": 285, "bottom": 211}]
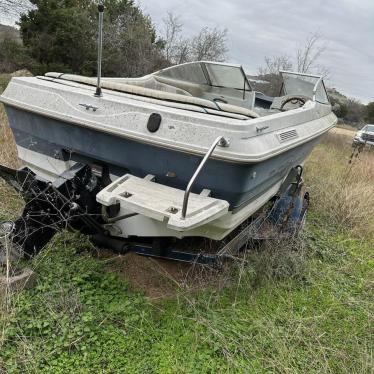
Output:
[{"left": 6, "top": 106, "right": 322, "bottom": 213}]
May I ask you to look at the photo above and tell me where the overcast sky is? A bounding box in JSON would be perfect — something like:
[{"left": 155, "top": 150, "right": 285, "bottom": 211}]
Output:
[{"left": 139, "top": 0, "right": 373, "bottom": 103}]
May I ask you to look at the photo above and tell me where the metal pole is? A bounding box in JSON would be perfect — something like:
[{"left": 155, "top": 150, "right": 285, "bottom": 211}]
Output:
[
  {"left": 95, "top": 1, "right": 104, "bottom": 97},
  {"left": 0, "top": 221, "right": 14, "bottom": 311},
  {"left": 181, "top": 136, "right": 229, "bottom": 219}
]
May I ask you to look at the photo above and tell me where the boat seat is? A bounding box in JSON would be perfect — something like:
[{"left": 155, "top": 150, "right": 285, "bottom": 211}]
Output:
[
  {"left": 45, "top": 72, "right": 260, "bottom": 119},
  {"left": 154, "top": 75, "right": 206, "bottom": 98},
  {"left": 155, "top": 75, "right": 255, "bottom": 110},
  {"left": 103, "top": 75, "right": 192, "bottom": 96},
  {"left": 96, "top": 174, "right": 229, "bottom": 231}
]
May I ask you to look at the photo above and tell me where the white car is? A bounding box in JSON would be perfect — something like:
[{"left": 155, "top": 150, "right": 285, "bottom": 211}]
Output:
[{"left": 353, "top": 124, "right": 374, "bottom": 147}]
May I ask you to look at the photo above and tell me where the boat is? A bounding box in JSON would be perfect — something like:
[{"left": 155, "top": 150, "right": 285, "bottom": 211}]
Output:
[
  {"left": 0, "top": 61, "right": 336, "bottom": 241},
  {"left": 0, "top": 60, "right": 336, "bottom": 262}
]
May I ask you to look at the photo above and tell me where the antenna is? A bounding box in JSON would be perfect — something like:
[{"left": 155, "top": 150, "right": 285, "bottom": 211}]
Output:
[{"left": 95, "top": 1, "right": 104, "bottom": 97}]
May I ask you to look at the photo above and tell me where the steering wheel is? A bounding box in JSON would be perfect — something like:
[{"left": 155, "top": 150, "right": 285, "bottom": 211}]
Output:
[{"left": 279, "top": 96, "right": 306, "bottom": 111}]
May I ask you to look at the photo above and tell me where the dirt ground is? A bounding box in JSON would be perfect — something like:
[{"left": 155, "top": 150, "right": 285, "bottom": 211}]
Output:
[
  {"left": 98, "top": 251, "right": 227, "bottom": 300},
  {"left": 331, "top": 126, "right": 356, "bottom": 137}
]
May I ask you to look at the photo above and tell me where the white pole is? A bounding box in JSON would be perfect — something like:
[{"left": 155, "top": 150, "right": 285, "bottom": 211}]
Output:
[
  {"left": 0, "top": 222, "right": 14, "bottom": 312},
  {"left": 5, "top": 227, "right": 11, "bottom": 311}
]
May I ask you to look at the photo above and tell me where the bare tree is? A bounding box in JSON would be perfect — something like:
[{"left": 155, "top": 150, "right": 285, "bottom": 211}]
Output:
[
  {"left": 190, "top": 27, "right": 228, "bottom": 62},
  {"left": 257, "top": 32, "right": 330, "bottom": 96},
  {"left": 174, "top": 38, "right": 190, "bottom": 64},
  {"left": 296, "top": 32, "right": 328, "bottom": 75},
  {"left": 162, "top": 12, "right": 183, "bottom": 62},
  {"left": 258, "top": 54, "right": 293, "bottom": 76},
  {"left": 161, "top": 12, "right": 228, "bottom": 64},
  {"left": 259, "top": 32, "right": 329, "bottom": 76},
  {"left": 256, "top": 55, "right": 293, "bottom": 96}
]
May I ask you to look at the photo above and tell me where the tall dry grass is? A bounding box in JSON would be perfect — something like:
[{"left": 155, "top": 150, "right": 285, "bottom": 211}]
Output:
[
  {"left": 305, "top": 132, "right": 374, "bottom": 239},
  {"left": 0, "top": 70, "right": 31, "bottom": 169},
  {"left": 0, "top": 104, "right": 20, "bottom": 169},
  {"left": 0, "top": 103, "right": 23, "bottom": 220}
]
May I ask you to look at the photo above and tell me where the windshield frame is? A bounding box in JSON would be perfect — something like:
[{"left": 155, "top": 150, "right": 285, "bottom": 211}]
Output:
[
  {"left": 279, "top": 70, "right": 330, "bottom": 104},
  {"left": 201, "top": 61, "right": 253, "bottom": 92},
  {"left": 364, "top": 124, "right": 374, "bottom": 132}
]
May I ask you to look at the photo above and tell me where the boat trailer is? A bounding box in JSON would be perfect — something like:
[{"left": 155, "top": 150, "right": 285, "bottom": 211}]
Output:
[{"left": 0, "top": 163, "right": 309, "bottom": 265}]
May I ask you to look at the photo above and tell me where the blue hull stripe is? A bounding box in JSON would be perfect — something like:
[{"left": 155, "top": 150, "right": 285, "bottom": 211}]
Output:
[{"left": 6, "top": 106, "right": 321, "bottom": 210}]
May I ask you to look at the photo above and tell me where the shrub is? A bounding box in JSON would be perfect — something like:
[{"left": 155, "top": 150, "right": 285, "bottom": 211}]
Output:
[
  {"left": 19, "top": 0, "right": 167, "bottom": 77},
  {"left": 0, "top": 39, "right": 35, "bottom": 73},
  {"left": 305, "top": 132, "right": 374, "bottom": 239}
]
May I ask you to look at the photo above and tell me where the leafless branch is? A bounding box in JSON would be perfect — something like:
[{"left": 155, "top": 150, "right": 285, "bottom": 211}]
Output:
[
  {"left": 162, "top": 12, "right": 183, "bottom": 62},
  {"left": 190, "top": 27, "right": 228, "bottom": 62},
  {"left": 296, "top": 32, "right": 328, "bottom": 75},
  {"left": 258, "top": 55, "right": 293, "bottom": 76},
  {"left": 161, "top": 12, "right": 228, "bottom": 64}
]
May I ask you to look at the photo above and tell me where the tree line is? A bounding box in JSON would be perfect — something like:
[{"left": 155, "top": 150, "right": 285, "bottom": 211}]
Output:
[{"left": 0, "top": 0, "right": 227, "bottom": 77}]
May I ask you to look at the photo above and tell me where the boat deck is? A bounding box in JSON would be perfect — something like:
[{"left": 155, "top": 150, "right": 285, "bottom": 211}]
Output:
[{"left": 96, "top": 174, "right": 230, "bottom": 231}]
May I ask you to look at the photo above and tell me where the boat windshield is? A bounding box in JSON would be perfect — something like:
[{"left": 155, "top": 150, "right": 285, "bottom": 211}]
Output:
[
  {"left": 155, "top": 61, "right": 251, "bottom": 91},
  {"left": 204, "top": 63, "right": 251, "bottom": 90},
  {"left": 152, "top": 61, "right": 254, "bottom": 110},
  {"left": 280, "top": 71, "right": 329, "bottom": 104}
]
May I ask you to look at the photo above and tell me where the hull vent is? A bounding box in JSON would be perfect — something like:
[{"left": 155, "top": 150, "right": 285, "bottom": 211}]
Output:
[{"left": 278, "top": 129, "right": 298, "bottom": 143}]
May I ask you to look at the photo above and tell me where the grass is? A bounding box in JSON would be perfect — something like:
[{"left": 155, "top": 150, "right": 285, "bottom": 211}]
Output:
[
  {"left": 336, "top": 123, "right": 358, "bottom": 132},
  {"left": 0, "top": 102, "right": 19, "bottom": 169},
  {"left": 0, "top": 230, "right": 372, "bottom": 373},
  {"left": 0, "top": 93, "right": 373, "bottom": 373},
  {"left": 0, "top": 100, "right": 23, "bottom": 221},
  {"left": 305, "top": 132, "right": 374, "bottom": 239}
]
